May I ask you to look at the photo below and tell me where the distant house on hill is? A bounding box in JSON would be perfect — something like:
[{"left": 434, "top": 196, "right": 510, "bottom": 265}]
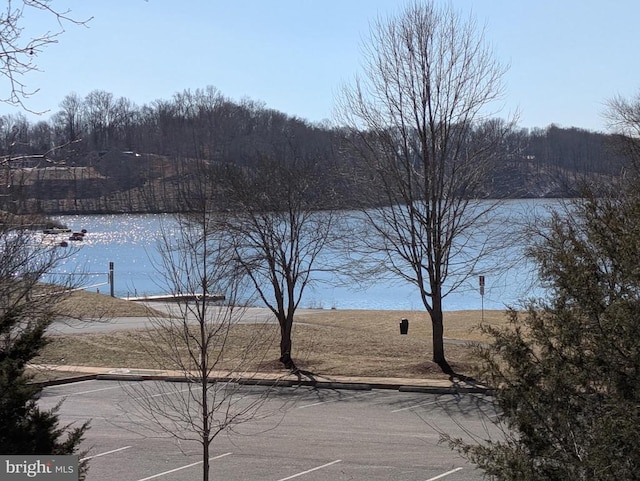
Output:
[
  {"left": 97, "top": 150, "right": 141, "bottom": 159},
  {"left": 6, "top": 156, "right": 44, "bottom": 169}
]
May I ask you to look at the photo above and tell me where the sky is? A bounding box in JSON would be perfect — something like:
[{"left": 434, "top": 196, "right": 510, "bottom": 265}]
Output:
[{"left": 3, "top": 0, "right": 639, "bottom": 132}]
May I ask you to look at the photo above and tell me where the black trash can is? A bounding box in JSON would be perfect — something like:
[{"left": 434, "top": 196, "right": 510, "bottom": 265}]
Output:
[{"left": 399, "top": 318, "right": 409, "bottom": 335}]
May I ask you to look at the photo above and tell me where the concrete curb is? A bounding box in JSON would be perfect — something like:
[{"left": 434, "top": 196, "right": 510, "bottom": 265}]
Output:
[
  {"left": 96, "top": 373, "right": 145, "bottom": 381},
  {"left": 303, "top": 381, "right": 373, "bottom": 391},
  {"left": 34, "top": 371, "right": 490, "bottom": 395},
  {"left": 398, "top": 384, "right": 489, "bottom": 394},
  {"left": 29, "top": 364, "right": 491, "bottom": 394},
  {"left": 32, "top": 374, "right": 97, "bottom": 387}
]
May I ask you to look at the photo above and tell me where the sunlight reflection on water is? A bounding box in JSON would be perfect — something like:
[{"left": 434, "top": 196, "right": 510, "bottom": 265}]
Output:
[
  {"left": 49, "top": 214, "right": 177, "bottom": 298},
  {"left": 48, "top": 201, "right": 553, "bottom": 310}
]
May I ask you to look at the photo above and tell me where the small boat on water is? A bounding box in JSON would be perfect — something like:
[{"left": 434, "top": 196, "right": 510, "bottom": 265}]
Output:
[
  {"left": 69, "top": 230, "right": 87, "bottom": 241},
  {"left": 43, "top": 227, "right": 72, "bottom": 234},
  {"left": 42, "top": 226, "right": 88, "bottom": 242}
]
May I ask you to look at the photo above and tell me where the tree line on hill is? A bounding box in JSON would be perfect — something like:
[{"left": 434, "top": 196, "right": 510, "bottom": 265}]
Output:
[{"left": 0, "top": 86, "right": 628, "bottom": 215}]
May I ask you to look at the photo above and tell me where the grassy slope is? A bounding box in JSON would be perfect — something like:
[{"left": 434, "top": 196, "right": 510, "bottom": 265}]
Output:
[{"left": 38, "top": 292, "right": 509, "bottom": 379}]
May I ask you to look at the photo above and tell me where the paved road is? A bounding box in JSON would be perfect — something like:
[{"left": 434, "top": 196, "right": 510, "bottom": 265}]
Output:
[
  {"left": 49, "top": 302, "right": 327, "bottom": 334},
  {"left": 48, "top": 302, "right": 474, "bottom": 349},
  {"left": 38, "top": 379, "right": 499, "bottom": 481}
]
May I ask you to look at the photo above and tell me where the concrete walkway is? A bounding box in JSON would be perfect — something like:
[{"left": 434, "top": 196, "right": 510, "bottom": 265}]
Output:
[{"left": 49, "top": 302, "right": 324, "bottom": 334}]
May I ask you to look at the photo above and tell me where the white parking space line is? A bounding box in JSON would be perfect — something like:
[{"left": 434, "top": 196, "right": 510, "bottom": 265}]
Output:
[
  {"left": 297, "top": 392, "right": 374, "bottom": 409},
  {"left": 276, "top": 460, "right": 342, "bottom": 481},
  {"left": 425, "top": 467, "right": 463, "bottom": 481},
  {"left": 131, "top": 387, "right": 192, "bottom": 401},
  {"left": 81, "top": 446, "right": 131, "bottom": 461},
  {"left": 49, "top": 385, "right": 123, "bottom": 397},
  {"left": 391, "top": 399, "right": 441, "bottom": 413},
  {"left": 135, "top": 452, "right": 231, "bottom": 481}
]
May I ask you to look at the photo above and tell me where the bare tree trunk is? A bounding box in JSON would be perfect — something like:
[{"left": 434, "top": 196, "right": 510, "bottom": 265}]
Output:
[
  {"left": 200, "top": 279, "right": 210, "bottom": 481},
  {"left": 430, "top": 306, "right": 448, "bottom": 371},
  {"left": 278, "top": 315, "right": 295, "bottom": 369},
  {"left": 202, "top": 436, "right": 210, "bottom": 481}
]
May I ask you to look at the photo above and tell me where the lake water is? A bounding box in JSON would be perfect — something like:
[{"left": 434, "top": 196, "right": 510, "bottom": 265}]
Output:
[{"left": 48, "top": 200, "right": 558, "bottom": 311}]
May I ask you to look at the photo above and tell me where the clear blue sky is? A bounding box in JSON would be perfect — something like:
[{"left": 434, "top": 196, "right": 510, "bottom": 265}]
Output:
[{"left": 4, "top": 0, "right": 639, "bottom": 132}]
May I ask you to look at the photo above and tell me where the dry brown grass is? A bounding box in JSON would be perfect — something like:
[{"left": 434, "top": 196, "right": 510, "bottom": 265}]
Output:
[
  {"left": 38, "top": 293, "right": 511, "bottom": 380},
  {"left": 55, "top": 290, "right": 166, "bottom": 319},
  {"left": 288, "top": 309, "right": 504, "bottom": 378}
]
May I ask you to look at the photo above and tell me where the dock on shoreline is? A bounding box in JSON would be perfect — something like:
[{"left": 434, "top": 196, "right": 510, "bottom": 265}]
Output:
[{"left": 125, "top": 293, "right": 225, "bottom": 303}]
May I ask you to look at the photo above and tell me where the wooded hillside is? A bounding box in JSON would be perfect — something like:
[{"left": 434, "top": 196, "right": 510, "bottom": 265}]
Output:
[{"left": 0, "top": 87, "right": 627, "bottom": 214}]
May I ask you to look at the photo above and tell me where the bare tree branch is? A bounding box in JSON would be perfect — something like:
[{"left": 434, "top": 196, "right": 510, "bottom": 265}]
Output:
[
  {"left": 0, "top": 0, "right": 91, "bottom": 112},
  {"left": 120, "top": 174, "right": 287, "bottom": 481}
]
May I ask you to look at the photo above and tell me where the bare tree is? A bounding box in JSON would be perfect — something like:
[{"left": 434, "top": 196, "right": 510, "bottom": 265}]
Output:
[
  {"left": 337, "top": 1, "right": 514, "bottom": 371},
  {"left": 605, "top": 91, "right": 640, "bottom": 167},
  {"left": 83, "top": 90, "right": 131, "bottom": 150},
  {"left": 0, "top": 1, "right": 90, "bottom": 111},
  {"left": 123, "top": 170, "right": 283, "bottom": 481},
  {"left": 55, "top": 92, "right": 84, "bottom": 144},
  {"left": 217, "top": 155, "right": 338, "bottom": 371}
]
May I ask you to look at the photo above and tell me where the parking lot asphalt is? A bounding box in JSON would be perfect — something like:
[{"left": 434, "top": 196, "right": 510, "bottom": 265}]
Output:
[
  {"left": 37, "top": 379, "right": 499, "bottom": 481},
  {"left": 36, "top": 300, "right": 494, "bottom": 479}
]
